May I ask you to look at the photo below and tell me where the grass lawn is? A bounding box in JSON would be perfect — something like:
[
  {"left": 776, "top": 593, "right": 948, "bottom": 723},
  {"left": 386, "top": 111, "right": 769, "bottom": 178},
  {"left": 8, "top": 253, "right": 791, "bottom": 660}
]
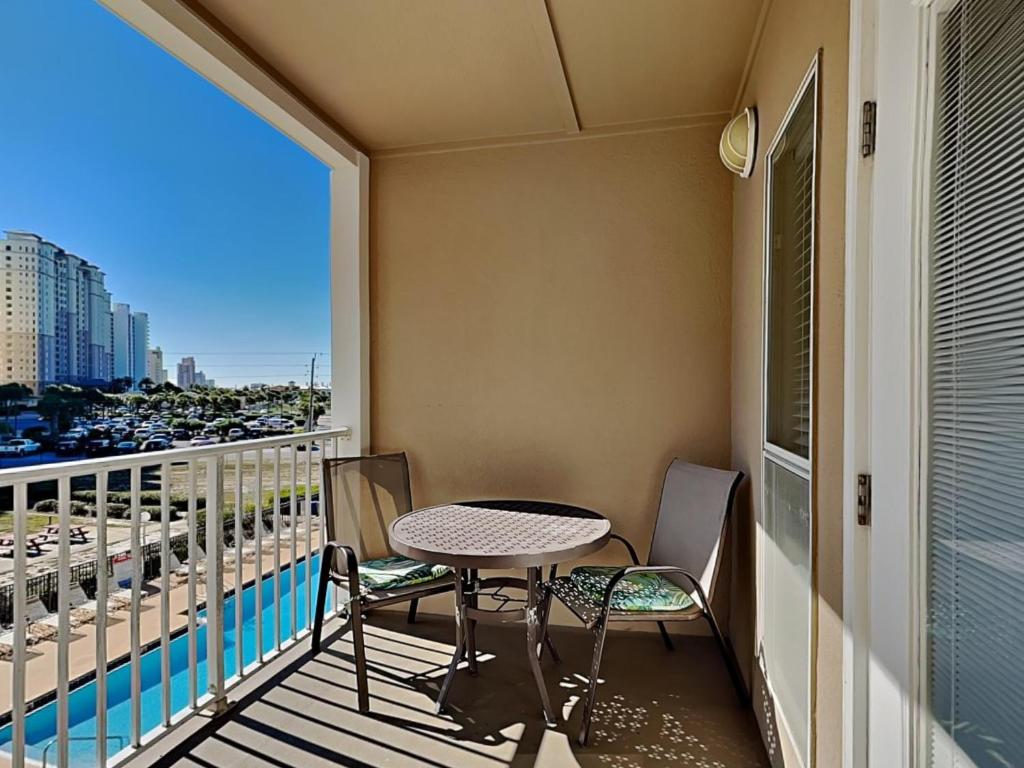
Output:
[{"left": 0, "top": 512, "right": 94, "bottom": 535}]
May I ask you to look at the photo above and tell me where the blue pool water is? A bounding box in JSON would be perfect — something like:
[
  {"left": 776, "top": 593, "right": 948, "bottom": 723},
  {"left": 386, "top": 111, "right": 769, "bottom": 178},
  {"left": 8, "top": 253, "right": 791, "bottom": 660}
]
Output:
[{"left": 0, "top": 553, "right": 326, "bottom": 766}]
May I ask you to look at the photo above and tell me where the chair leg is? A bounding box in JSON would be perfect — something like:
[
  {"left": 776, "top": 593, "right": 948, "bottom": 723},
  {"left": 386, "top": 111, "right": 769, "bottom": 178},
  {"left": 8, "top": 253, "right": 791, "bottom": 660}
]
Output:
[
  {"left": 351, "top": 603, "right": 370, "bottom": 713},
  {"left": 311, "top": 544, "right": 335, "bottom": 654},
  {"left": 538, "top": 581, "right": 561, "bottom": 663},
  {"left": 579, "top": 615, "right": 610, "bottom": 747},
  {"left": 407, "top": 598, "right": 419, "bottom": 624},
  {"left": 704, "top": 608, "right": 748, "bottom": 705},
  {"left": 657, "top": 621, "right": 675, "bottom": 651},
  {"left": 465, "top": 570, "right": 479, "bottom": 675}
]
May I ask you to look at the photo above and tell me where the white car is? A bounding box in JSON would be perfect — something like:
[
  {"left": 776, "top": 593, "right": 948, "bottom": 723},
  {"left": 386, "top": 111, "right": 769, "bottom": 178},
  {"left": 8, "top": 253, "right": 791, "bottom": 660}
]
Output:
[
  {"left": 0, "top": 439, "right": 41, "bottom": 456},
  {"left": 190, "top": 436, "right": 216, "bottom": 447}
]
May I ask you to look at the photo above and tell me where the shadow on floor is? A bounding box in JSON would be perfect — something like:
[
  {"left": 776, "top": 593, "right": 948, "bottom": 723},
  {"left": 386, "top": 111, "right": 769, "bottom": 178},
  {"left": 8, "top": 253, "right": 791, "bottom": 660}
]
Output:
[{"left": 146, "top": 612, "right": 767, "bottom": 767}]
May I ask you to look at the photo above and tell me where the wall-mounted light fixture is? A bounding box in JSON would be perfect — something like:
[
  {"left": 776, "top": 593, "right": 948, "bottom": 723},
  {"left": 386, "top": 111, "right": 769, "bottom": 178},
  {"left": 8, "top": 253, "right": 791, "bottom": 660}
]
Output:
[{"left": 719, "top": 107, "right": 758, "bottom": 178}]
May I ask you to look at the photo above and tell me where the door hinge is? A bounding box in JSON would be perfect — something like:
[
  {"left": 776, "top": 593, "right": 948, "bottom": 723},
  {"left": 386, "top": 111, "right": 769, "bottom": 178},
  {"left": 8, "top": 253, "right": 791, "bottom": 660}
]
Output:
[
  {"left": 861, "top": 101, "right": 877, "bottom": 157},
  {"left": 857, "top": 473, "right": 872, "bottom": 526}
]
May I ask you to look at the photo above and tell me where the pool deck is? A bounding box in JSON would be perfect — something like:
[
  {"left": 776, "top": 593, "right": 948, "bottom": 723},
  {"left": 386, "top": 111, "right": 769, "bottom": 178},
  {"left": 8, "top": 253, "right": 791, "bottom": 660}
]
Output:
[
  {"left": 119, "top": 611, "right": 768, "bottom": 768},
  {"left": 0, "top": 531, "right": 320, "bottom": 721}
]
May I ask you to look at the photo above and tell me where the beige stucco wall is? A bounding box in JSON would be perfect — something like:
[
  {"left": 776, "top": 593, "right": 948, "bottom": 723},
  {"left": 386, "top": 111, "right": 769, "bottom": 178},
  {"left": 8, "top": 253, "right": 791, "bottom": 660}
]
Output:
[
  {"left": 370, "top": 126, "right": 735, "bottom": 625},
  {"left": 729, "top": 0, "right": 849, "bottom": 766}
]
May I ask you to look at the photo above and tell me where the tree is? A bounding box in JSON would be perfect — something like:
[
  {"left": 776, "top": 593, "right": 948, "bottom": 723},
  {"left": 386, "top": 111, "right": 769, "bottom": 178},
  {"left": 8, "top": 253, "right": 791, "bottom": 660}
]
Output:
[
  {"left": 37, "top": 385, "right": 90, "bottom": 433},
  {"left": 0, "top": 383, "right": 32, "bottom": 436},
  {"left": 138, "top": 377, "right": 156, "bottom": 394},
  {"left": 108, "top": 376, "right": 133, "bottom": 394}
]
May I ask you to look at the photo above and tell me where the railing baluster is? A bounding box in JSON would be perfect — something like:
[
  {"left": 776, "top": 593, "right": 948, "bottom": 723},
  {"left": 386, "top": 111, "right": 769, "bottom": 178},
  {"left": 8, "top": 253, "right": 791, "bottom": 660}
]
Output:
[
  {"left": 289, "top": 444, "right": 297, "bottom": 640},
  {"left": 234, "top": 450, "right": 244, "bottom": 676},
  {"left": 304, "top": 439, "right": 313, "bottom": 629},
  {"left": 205, "top": 455, "right": 227, "bottom": 713},
  {"left": 95, "top": 471, "right": 108, "bottom": 768},
  {"left": 187, "top": 461, "right": 198, "bottom": 710},
  {"left": 56, "top": 475, "right": 71, "bottom": 768},
  {"left": 11, "top": 482, "right": 27, "bottom": 768},
  {"left": 255, "top": 453, "right": 264, "bottom": 663},
  {"left": 273, "top": 445, "right": 281, "bottom": 652},
  {"left": 160, "top": 461, "right": 172, "bottom": 727},
  {"left": 129, "top": 465, "right": 142, "bottom": 748}
]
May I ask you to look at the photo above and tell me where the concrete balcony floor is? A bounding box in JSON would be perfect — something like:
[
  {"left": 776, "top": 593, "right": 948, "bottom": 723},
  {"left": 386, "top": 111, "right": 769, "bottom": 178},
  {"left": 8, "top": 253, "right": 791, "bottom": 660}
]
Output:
[{"left": 130, "top": 612, "right": 768, "bottom": 768}]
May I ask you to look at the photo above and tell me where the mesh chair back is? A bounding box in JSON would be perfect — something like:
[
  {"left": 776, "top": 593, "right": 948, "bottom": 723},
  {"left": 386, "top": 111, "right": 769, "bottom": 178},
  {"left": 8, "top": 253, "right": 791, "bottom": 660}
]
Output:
[
  {"left": 648, "top": 459, "right": 743, "bottom": 602},
  {"left": 322, "top": 454, "right": 413, "bottom": 572}
]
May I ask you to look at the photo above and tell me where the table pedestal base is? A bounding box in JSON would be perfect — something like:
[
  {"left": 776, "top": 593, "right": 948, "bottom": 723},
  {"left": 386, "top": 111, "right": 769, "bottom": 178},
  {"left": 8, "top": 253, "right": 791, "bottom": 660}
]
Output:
[{"left": 435, "top": 567, "right": 558, "bottom": 726}]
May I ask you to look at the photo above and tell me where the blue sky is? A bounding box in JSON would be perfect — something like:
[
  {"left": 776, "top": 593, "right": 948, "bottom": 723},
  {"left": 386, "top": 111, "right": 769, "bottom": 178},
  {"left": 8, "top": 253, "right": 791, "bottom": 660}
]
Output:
[{"left": 0, "top": 0, "right": 331, "bottom": 386}]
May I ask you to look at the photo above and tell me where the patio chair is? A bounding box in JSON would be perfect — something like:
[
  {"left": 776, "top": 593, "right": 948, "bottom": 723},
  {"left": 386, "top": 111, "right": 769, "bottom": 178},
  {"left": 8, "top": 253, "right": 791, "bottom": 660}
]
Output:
[
  {"left": 175, "top": 546, "right": 207, "bottom": 579},
  {"left": 106, "top": 578, "right": 136, "bottom": 609},
  {"left": 311, "top": 453, "right": 456, "bottom": 713},
  {"left": 27, "top": 595, "right": 82, "bottom": 631},
  {"left": 0, "top": 629, "right": 40, "bottom": 660},
  {"left": 67, "top": 582, "right": 99, "bottom": 623},
  {"left": 69, "top": 580, "right": 125, "bottom": 618},
  {"left": 541, "top": 458, "right": 748, "bottom": 745}
]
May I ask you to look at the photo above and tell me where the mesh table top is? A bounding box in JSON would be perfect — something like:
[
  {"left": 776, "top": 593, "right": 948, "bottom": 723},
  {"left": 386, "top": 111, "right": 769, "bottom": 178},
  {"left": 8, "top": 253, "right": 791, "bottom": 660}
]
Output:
[{"left": 389, "top": 500, "right": 611, "bottom": 569}]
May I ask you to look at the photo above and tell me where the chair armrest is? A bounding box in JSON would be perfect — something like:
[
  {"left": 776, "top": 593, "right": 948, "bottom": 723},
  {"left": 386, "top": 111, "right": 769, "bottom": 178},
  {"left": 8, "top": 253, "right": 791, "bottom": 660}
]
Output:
[
  {"left": 608, "top": 533, "right": 642, "bottom": 565},
  {"left": 322, "top": 541, "right": 360, "bottom": 577},
  {"left": 601, "top": 565, "right": 709, "bottom": 613}
]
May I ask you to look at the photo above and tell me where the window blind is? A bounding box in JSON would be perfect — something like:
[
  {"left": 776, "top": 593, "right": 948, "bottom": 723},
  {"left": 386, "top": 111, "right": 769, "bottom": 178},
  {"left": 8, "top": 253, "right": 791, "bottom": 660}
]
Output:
[
  {"left": 766, "top": 87, "right": 815, "bottom": 459},
  {"left": 928, "top": 2, "right": 1024, "bottom": 766}
]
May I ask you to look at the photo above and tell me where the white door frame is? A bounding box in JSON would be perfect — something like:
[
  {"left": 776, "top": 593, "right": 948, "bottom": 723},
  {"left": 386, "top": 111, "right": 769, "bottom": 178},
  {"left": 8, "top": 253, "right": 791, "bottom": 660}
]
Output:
[{"left": 843, "top": 1, "right": 932, "bottom": 767}]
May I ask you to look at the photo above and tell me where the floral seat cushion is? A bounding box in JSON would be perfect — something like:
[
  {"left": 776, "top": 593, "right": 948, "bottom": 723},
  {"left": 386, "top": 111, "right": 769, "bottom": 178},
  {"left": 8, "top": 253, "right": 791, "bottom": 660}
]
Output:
[
  {"left": 569, "top": 565, "right": 694, "bottom": 612},
  {"left": 358, "top": 555, "right": 451, "bottom": 592}
]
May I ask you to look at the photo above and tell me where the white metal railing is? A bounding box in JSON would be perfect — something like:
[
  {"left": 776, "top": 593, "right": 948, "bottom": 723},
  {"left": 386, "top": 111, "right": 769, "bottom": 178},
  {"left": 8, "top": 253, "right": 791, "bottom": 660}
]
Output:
[{"left": 0, "top": 427, "right": 349, "bottom": 768}]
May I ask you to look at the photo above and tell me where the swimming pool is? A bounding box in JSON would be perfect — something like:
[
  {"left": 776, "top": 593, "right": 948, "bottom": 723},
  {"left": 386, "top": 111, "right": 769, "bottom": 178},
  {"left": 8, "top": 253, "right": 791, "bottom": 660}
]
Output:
[{"left": 0, "top": 552, "right": 325, "bottom": 767}]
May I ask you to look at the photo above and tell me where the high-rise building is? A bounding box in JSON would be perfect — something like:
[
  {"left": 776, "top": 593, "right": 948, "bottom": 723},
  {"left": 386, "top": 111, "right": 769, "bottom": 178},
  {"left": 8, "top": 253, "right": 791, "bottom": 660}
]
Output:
[
  {"left": 112, "top": 302, "right": 133, "bottom": 383},
  {"left": 131, "top": 311, "right": 148, "bottom": 387},
  {"left": 0, "top": 231, "right": 114, "bottom": 390},
  {"left": 112, "top": 303, "right": 152, "bottom": 389},
  {"left": 177, "top": 356, "right": 196, "bottom": 390},
  {"left": 146, "top": 346, "right": 167, "bottom": 385}
]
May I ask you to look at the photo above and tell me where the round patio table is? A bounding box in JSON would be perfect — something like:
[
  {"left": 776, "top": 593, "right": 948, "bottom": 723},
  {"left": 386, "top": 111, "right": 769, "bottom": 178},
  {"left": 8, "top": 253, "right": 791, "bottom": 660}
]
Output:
[{"left": 389, "top": 499, "right": 611, "bottom": 725}]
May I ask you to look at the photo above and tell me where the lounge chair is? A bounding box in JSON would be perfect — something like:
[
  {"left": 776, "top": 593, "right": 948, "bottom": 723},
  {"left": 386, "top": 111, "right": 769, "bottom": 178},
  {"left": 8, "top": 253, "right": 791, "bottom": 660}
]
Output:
[
  {"left": 0, "top": 629, "right": 40, "bottom": 660},
  {"left": 541, "top": 459, "right": 749, "bottom": 745},
  {"left": 26, "top": 595, "right": 82, "bottom": 632},
  {"left": 311, "top": 453, "right": 456, "bottom": 714},
  {"left": 106, "top": 578, "right": 135, "bottom": 609},
  {"left": 68, "top": 581, "right": 118, "bottom": 621},
  {"left": 175, "top": 546, "right": 206, "bottom": 579}
]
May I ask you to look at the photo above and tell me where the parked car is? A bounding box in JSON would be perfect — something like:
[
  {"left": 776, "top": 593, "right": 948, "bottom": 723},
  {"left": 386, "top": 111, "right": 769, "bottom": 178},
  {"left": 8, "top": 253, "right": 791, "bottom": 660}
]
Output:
[
  {"left": 140, "top": 438, "right": 170, "bottom": 453},
  {"left": 0, "top": 439, "right": 42, "bottom": 457},
  {"left": 189, "top": 435, "right": 216, "bottom": 447},
  {"left": 172, "top": 429, "right": 190, "bottom": 441},
  {"left": 115, "top": 440, "right": 138, "bottom": 454},
  {"left": 55, "top": 439, "right": 82, "bottom": 456},
  {"left": 85, "top": 439, "right": 113, "bottom": 458},
  {"left": 226, "top": 428, "right": 246, "bottom": 441}
]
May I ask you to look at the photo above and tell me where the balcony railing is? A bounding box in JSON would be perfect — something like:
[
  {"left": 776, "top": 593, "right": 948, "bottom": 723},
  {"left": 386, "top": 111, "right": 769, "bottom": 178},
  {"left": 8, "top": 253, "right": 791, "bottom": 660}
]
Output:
[{"left": 0, "top": 427, "right": 350, "bottom": 768}]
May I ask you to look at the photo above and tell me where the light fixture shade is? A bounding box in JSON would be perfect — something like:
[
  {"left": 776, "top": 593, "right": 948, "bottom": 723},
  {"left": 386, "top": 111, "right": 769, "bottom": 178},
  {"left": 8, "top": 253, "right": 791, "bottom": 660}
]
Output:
[{"left": 719, "top": 107, "right": 758, "bottom": 178}]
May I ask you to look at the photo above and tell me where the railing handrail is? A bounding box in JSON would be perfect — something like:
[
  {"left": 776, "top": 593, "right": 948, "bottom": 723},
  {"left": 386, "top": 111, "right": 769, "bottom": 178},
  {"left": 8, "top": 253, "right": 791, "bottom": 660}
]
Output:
[{"left": 0, "top": 427, "right": 350, "bottom": 486}]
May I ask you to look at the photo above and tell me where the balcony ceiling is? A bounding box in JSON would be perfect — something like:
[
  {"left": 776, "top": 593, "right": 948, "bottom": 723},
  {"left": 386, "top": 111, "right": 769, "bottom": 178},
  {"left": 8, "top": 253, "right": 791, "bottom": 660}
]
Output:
[{"left": 190, "top": 0, "right": 765, "bottom": 153}]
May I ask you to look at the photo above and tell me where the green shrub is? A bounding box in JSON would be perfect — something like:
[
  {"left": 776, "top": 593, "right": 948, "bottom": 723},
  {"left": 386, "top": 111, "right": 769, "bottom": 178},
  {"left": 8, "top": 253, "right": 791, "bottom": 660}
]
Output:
[
  {"left": 70, "top": 500, "right": 92, "bottom": 516},
  {"left": 33, "top": 499, "right": 58, "bottom": 513},
  {"left": 107, "top": 503, "right": 130, "bottom": 519}
]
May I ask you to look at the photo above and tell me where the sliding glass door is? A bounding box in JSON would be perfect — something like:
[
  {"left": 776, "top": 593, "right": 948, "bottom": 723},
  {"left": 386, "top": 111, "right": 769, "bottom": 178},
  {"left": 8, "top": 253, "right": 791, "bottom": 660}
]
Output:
[{"left": 925, "top": 2, "right": 1024, "bottom": 765}]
